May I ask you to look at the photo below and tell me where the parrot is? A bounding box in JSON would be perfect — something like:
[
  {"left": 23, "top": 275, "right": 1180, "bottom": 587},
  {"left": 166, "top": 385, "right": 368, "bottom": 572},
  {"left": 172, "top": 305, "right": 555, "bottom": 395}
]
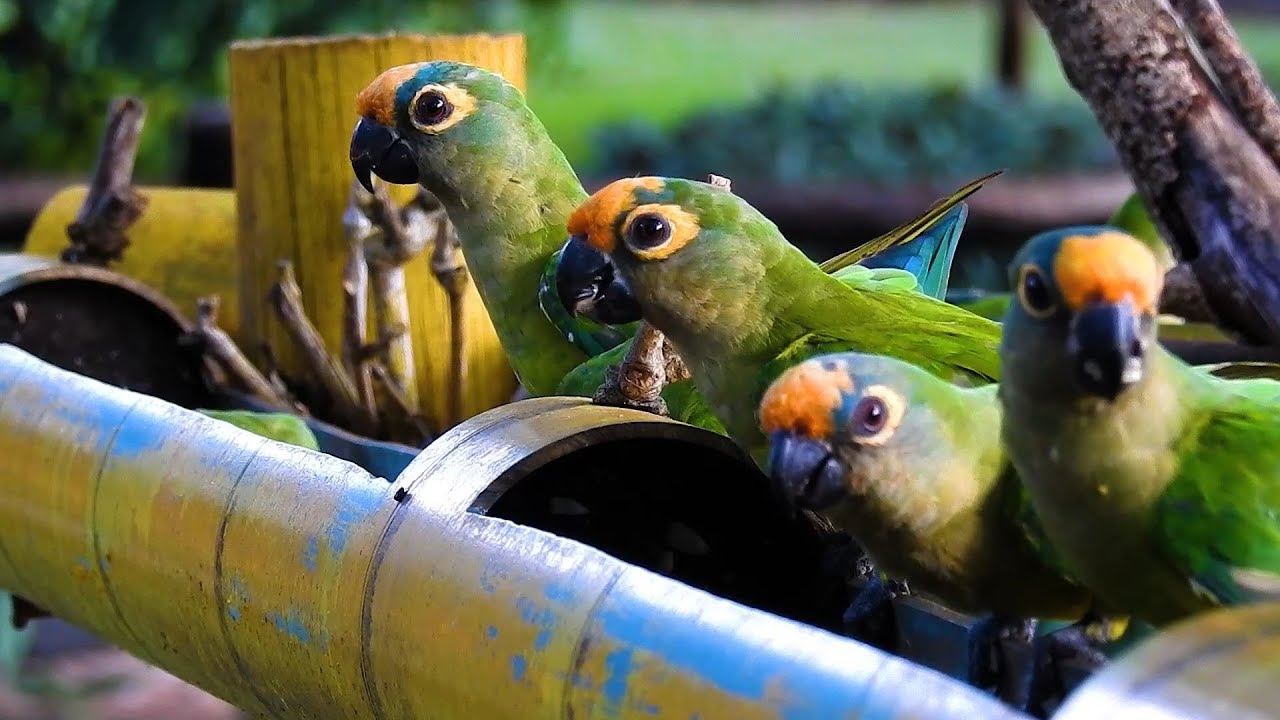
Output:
[
  {"left": 346, "top": 60, "right": 992, "bottom": 432},
  {"left": 197, "top": 409, "right": 321, "bottom": 451},
  {"left": 942, "top": 191, "right": 1172, "bottom": 324},
  {"left": 760, "top": 350, "right": 1121, "bottom": 711},
  {"left": 553, "top": 175, "right": 1003, "bottom": 466},
  {"left": 998, "top": 226, "right": 1280, "bottom": 628}
]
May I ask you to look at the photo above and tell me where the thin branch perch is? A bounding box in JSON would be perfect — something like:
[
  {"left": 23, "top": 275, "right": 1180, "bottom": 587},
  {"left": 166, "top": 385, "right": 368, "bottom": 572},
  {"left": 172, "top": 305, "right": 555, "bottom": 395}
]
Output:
[
  {"left": 269, "top": 260, "right": 375, "bottom": 434},
  {"left": 427, "top": 193, "right": 469, "bottom": 427},
  {"left": 363, "top": 182, "right": 427, "bottom": 414},
  {"left": 63, "top": 97, "right": 149, "bottom": 266},
  {"left": 187, "top": 295, "right": 301, "bottom": 413},
  {"left": 342, "top": 181, "right": 376, "bottom": 418}
]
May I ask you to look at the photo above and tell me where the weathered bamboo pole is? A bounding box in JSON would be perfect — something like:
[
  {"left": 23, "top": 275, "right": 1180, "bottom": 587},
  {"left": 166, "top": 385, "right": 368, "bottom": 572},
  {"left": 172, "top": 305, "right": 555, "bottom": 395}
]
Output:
[
  {"left": 229, "top": 34, "right": 523, "bottom": 432},
  {"left": 24, "top": 186, "right": 240, "bottom": 337},
  {"left": 0, "top": 345, "right": 1028, "bottom": 720}
]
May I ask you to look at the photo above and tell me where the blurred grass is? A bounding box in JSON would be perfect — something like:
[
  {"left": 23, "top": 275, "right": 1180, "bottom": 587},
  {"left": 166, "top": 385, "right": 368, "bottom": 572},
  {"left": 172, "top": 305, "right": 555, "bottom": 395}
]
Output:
[{"left": 529, "top": 0, "right": 1280, "bottom": 165}]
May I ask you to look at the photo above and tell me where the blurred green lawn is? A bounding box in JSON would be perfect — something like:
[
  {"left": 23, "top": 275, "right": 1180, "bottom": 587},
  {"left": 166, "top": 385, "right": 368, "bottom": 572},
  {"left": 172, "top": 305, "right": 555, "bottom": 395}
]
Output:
[{"left": 527, "top": 1, "right": 1280, "bottom": 165}]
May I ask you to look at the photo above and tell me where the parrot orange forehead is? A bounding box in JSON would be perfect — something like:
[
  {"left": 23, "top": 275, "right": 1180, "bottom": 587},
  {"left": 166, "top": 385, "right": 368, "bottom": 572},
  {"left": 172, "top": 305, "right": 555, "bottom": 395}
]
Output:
[
  {"left": 759, "top": 360, "right": 855, "bottom": 439},
  {"left": 1053, "top": 231, "right": 1161, "bottom": 313},
  {"left": 356, "top": 63, "right": 427, "bottom": 127},
  {"left": 567, "top": 177, "right": 665, "bottom": 252}
]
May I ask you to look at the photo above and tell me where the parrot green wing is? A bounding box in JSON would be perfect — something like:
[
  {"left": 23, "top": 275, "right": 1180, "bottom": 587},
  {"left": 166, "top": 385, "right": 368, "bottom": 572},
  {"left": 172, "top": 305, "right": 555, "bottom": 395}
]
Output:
[
  {"left": 1002, "top": 472, "right": 1081, "bottom": 583},
  {"left": 197, "top": 409, "right": 321, "bottom": 451},
  {"left": 946, "top": 289, "right": 1012, "bottom": 321},
  {"left": 754, "top": 326, "right": 998, "bottom": 407},
  {"left": 1153, "top": 401, "right": 1280, "bottom": 605}
]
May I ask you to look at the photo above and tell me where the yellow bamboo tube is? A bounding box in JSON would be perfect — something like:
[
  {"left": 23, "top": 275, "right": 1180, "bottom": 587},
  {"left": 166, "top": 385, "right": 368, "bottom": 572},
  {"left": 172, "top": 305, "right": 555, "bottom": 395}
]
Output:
[
  {"left": 23, "top": 186, "right": 239, "bottom": 336},
  {"left": 0, "top": 346, "right": 1027, "bottom": 720},
  {"left": 230, "top": 34, "right": 524, "bottom": 432},
  {"left": 1054, "top": 602, "right": 1280, "bottom": 720}
]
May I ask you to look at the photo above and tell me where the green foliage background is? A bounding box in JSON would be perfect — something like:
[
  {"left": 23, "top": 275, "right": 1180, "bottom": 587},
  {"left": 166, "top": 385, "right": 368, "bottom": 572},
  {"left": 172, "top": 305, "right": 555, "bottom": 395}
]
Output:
[{"left": 0, "top": 0, "right": 568, "bottom": 179}]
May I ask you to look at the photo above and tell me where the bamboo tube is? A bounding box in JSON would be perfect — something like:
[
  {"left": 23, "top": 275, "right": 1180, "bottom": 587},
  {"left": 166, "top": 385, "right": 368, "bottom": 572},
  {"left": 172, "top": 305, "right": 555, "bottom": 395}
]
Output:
[
  {"left": 23, "top": 186, "right": 239, "bottom": 337},
  {"left": 0, "top": 345, "right": 1029, "bottom": 720},
  {"left": 229, "top": 34, "right": 523, "bottom": 432}
]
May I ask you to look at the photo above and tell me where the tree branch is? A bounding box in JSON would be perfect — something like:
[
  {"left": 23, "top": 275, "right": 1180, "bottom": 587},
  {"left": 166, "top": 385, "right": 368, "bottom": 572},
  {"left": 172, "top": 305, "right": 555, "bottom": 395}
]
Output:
[
  {"left": 1026, "top": 0, "right": 1280, "bottom": 344},
  {"left": 1171, "top": 0, "right": 1280, "bottom": 172},
  {"left": 342, "top": 181, "right": 376, "bottom": 418},
  {"left": 63, "top": 97, "right": 148, "bottom": 266}
]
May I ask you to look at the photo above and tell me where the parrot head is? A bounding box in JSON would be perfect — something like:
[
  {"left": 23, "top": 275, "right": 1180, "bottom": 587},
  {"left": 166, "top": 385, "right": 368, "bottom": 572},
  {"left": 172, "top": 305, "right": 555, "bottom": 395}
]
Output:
[
  {"left": 1001, "top": 226, "right": 1162, "bottom": 402},
  {"left": 555, "top": 176, "right": 779, "bottom": 339},
  {"left": 349, "top": 61, "right": 549, "bottom": 202},
  {"left": 759, "top": 352, "right": 958, "bottom": 522}
]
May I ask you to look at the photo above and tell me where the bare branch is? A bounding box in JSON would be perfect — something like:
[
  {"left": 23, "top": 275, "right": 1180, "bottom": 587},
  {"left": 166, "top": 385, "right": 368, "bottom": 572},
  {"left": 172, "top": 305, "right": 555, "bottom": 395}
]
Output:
[
  {"left": 185, "top": 296, "right": 301, "bottom": 413},
  {"left": 342, "top": 181, "right": 376, "bottom": 418},
  {"left": 370, "top": 362, "right": 435, "bottom": 445},
  {"left": 428, "top": 200, "right": 469, "bottom": 427},
  {"left": 63, "top": 97, "right": 148, "bottom": 266},
  {"left": 1171, "top": 0, "right": 1280, "bottom": 172},
  {"left": 269, "top": 260, "right": 375, "bottom": 434},
  {"left": 1026, "top": 0, "right": 1280, "bottom": 344}
]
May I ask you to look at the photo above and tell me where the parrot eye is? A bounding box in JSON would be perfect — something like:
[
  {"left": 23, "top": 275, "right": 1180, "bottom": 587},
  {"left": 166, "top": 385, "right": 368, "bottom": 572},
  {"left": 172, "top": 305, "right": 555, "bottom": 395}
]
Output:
[
  {"left": 626, "top": 213, "right": 673, "bottom": 251},
  {"left": 410, "top": 88, "right": 454, "bottom": 129},
  {"left": 1017, "top": 264, "right": 1057, "bottom": 318},
  {"left": 851, "top": 396, "right": 888, "bottom": 436},
  {"left": 847, "top": 385, "right": 904, "bottom": 446}
]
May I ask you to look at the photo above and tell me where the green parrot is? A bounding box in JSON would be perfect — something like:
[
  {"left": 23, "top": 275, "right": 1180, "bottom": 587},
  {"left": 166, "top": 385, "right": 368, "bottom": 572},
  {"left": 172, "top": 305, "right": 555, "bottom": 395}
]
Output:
[
  {"left": 998, "top": 226, "right": 1280, "bottom": 628},
  {"left": 553, "top": 175, "right": 1003, "bottom": 466},
  {"left": 347, "top": 60, "right": 993, "bottom": 432},
  {"left": 760, "top": 351, "right": 1119, "bottom": 707},
  {"left": 197, "top": 409, "right": 321, "bottom": 451},
  {"left": 943, "top": 191, "right": 1171, "bottom": 323}
]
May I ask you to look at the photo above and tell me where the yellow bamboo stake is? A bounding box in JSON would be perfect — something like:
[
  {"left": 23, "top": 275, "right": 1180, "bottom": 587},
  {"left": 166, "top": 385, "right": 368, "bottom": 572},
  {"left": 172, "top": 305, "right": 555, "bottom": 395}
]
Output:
[
  {"left": 23, "top": 186, "right": 239, "bottom": 335},
  {"left": 229, "top": 34, "right": 524, "bottom": 432}
]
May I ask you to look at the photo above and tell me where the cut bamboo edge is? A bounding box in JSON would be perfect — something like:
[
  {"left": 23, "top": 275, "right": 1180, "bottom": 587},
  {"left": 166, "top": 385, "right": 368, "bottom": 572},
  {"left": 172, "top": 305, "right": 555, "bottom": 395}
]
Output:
[{"left": 0, "top": 344, "right": 1030, "bottom": 720}]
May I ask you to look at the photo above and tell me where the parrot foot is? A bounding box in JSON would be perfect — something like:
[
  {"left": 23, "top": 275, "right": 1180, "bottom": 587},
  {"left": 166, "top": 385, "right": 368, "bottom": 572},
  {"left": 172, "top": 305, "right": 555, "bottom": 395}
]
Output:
[
  {"left": 591, "top": 322, "right": 672, "bottom": 417},
  {"left": 1014, "top": 621, "right": 1111, "bottom": 717},
  {"left": 840, "top": 574, "right": 908, "bottom": 651},
  {"left": 966, "top": 615, "right": 1039, "bottom": 705}
]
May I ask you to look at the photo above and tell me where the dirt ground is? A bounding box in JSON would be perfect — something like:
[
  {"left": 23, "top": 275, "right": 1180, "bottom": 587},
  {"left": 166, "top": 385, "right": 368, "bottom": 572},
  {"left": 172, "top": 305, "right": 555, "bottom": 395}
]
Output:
[{"left": 0, "top": 647, "right": 244, "bottom": 720}]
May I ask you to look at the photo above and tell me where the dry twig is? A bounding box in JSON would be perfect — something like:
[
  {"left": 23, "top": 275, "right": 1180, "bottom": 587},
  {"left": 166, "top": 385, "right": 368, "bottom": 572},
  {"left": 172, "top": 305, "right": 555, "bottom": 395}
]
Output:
[
  {"left": 426, "top": 192, "right": 470, "bottom": 427},
  {"left": 185, "top": 296, "right": 300, "bottom": 413},
  {"left": 269, "top": 261, "right": 374, "bottom": 434},
  {"left": 63, "top": 97, "right": 148, "bottom": 266}
]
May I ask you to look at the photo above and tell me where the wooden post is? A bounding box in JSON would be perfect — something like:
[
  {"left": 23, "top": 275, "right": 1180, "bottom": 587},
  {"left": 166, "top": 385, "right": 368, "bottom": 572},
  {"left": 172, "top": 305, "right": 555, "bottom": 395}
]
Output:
[
  {"left": 995, "top": 0, "right": 1028, "bottom": 92},
  {"left": 229, "top": 34, "right": 524, "bottom": 432}
]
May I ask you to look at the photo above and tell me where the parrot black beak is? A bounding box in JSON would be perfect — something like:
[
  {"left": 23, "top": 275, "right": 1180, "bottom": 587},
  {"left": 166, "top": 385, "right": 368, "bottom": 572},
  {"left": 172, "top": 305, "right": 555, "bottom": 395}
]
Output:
[
  {"left": 1068, "top": 298, "right": 1148, "bottom": 401},
  {"left": 554, "top": 234, "right": 643, "bottom": 325},
  {"left": 349, "top": 117, "right": 418, "bottom": 193},
  {"left": 768, "top": 432, "right": 847, "bottom": 513}
]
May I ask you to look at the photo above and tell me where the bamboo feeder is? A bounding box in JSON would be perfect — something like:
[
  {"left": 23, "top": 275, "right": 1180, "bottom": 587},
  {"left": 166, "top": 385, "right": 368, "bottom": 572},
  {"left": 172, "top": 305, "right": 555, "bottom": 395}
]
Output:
[
  {"left": 24, "top": 186, "right": 240, "bottom": 337},
  {"left": 229, "top": 34, "right": 524, "bottom": 432}
]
